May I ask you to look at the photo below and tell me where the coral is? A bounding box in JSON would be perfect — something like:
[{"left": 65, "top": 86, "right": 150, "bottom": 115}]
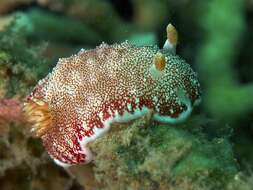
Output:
[{"left": 196, "top": 0, "right": 253, "bottom": 121}]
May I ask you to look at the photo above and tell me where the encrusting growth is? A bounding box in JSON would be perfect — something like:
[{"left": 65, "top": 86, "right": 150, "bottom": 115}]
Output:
[{"left": 23, "top": 23, "right": 201, "bottom": 167}]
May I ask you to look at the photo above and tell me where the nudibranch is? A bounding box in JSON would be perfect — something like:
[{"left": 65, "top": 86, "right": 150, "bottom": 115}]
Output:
[{"left": 23, "top": 24, "right": 201, "bottom": 167}]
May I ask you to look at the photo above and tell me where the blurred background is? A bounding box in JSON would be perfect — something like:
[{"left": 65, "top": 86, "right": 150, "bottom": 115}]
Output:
[{"left": 0, "top": 0, "right": 253, "bottom": 190}]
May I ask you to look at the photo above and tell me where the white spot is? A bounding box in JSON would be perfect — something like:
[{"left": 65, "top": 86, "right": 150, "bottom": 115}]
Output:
[
  {"left": 127, "top": 103, "right": 132, "bottom": 111},
  {"left": 86, "top": 58, "right": 94, "bottom": 65},
  {"left": 108, "top": 109, "right": 113, "bottom": 115},
  {"left": 78, "top": 48, "right": 86, "bottom": 55},
  {"left": 98, "top": 111, "right": 104, "bottom": 120},
  {"left": 129, "top": 88, "right": 137, "bottom": 94},
  {"left": 86, "top": 93, "right": 102, "bottom": 108},
  {"left": 153, "top": 96, "right": 158, "bottom": 103},
  {"left": 81, "top": 122, "right": 90, "bottom": 131}
]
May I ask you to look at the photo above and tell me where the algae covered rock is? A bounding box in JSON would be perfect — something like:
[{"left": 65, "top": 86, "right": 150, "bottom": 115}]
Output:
[
  {"left": 90, "top": 118, "right": 238, "bottom": 190},
  {"left": 0, "top": 22, "right": 50, "bottom": 98}
]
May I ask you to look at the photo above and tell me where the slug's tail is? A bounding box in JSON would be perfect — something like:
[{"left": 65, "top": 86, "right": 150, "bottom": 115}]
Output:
[{"left": 23, "top": 98, "right": 52, "bottom": 137}]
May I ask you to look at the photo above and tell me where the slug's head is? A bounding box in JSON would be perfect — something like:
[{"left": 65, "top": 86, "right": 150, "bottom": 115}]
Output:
[{"left": 148, "top": 24, "right": 201, "bottom": 123}]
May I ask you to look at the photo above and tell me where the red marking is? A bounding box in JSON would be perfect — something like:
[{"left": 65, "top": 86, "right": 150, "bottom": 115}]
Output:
[
  {"left": 138, "top": 97, "right": 154, "bottom": 110},
  {"left": 102, "top": 109, "right": 111, "bottom": 121},
  {"left": 43, "top": 96, "right": 157, "bottom": 165},
  {"left": 89, "top": 114, "right": 104, "bottom": 129}
]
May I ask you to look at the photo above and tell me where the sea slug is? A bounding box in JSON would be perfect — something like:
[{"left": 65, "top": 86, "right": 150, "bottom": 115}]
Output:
[{"left": 23, "top": 24, "right": 201, "bottom": 167}]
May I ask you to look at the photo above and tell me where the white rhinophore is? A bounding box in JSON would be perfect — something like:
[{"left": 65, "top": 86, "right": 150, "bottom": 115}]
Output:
[{"left": 163, "top": 23, "right": 178, "bottom": 55}]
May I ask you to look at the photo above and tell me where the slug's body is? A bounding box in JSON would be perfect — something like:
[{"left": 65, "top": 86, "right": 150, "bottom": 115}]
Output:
[{"left": 24, "top": 24, "right": 201, "bottom": 167}]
